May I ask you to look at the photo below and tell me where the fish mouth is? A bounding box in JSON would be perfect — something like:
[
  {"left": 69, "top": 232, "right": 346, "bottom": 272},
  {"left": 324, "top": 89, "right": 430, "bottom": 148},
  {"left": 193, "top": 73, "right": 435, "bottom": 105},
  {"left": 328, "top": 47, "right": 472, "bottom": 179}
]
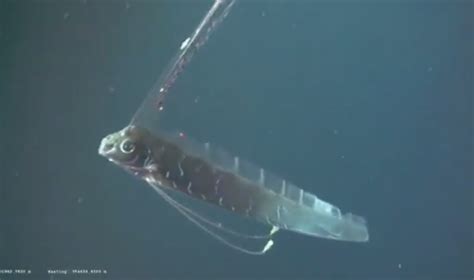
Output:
[{"left": 98, "top": 136, "right": 115, "bottom": 157}]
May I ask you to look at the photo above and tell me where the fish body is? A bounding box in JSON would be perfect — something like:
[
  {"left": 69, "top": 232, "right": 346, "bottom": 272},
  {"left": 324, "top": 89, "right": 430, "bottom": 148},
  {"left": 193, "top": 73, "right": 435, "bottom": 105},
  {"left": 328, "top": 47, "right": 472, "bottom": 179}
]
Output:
[{"left": 99, "top": 125, "right": 369, "bottom": 243}]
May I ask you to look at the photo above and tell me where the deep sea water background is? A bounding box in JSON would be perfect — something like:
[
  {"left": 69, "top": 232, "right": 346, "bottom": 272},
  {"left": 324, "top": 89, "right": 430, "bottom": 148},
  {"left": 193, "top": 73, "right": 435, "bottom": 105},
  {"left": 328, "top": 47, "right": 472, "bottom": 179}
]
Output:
[{"left": 1, "top": 0, "right": 472, "bottom": 279}]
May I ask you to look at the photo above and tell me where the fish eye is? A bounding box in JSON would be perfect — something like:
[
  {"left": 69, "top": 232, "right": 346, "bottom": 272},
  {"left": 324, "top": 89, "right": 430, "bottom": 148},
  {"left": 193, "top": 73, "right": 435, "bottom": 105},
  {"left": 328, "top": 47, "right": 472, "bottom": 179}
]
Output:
[{"left": 120, "top": 139, "right": 135, "bottom": 154}]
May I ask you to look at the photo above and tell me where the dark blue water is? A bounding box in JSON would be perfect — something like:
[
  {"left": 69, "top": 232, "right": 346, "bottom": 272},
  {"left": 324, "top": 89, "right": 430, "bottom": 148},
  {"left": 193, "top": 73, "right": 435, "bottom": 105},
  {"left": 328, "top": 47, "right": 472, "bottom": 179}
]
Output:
[{"left": 1, "top": 0, "right": 472, "bottom": 279}]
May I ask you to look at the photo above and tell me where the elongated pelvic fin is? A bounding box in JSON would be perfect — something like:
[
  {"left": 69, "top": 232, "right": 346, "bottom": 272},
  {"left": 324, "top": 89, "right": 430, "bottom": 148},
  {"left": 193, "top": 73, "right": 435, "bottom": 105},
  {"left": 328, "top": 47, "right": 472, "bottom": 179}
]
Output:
[{"left": 148, "top": 182, "right": 276, "bottom": 255}]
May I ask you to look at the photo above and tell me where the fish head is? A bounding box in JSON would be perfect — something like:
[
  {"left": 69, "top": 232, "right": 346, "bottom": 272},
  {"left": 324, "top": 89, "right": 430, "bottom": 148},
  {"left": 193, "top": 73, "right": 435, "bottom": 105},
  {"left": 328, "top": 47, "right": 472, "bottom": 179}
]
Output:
[{"left": 98, "top": 125, "right": 151, "bottom": 171}]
